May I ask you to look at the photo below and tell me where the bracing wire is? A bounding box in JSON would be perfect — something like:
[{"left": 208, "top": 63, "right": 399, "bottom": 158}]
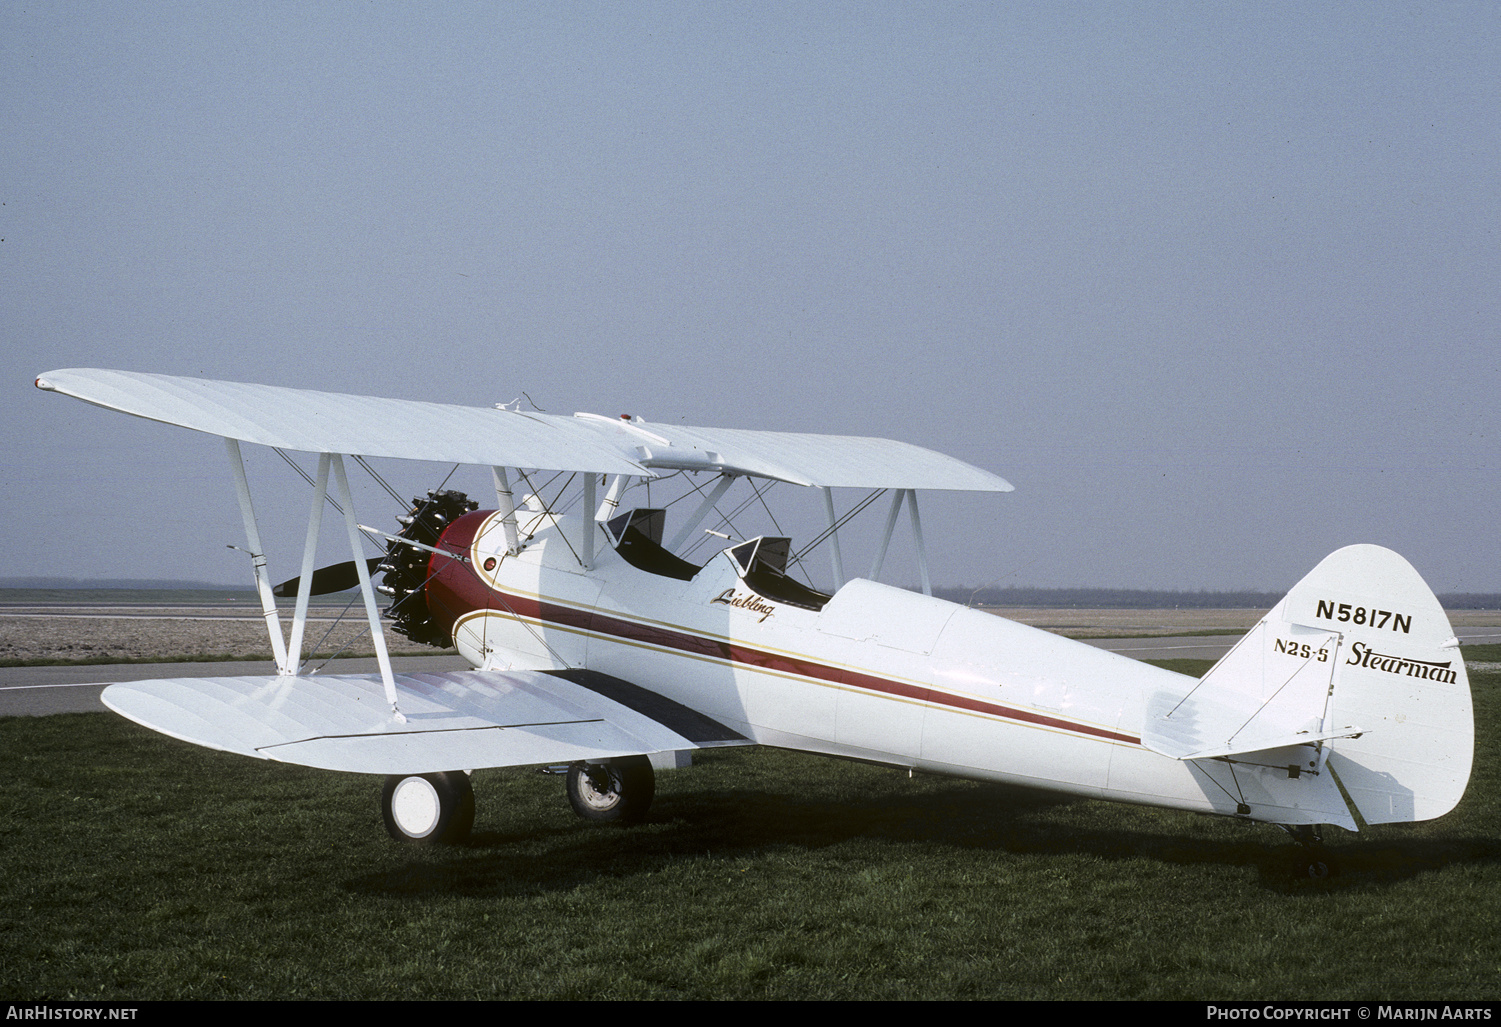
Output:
[
  {"left": 352, "top": 455, "right": 408, "bottom": 506},
  {"left": 515, "top": 469, "right": 583, "bottom": 566},
  {"left": 790, "top": 488, "right": 886, "bottom": 567},
  {"left": 271, "top": 448, "right": 390, "bottom": 554}
]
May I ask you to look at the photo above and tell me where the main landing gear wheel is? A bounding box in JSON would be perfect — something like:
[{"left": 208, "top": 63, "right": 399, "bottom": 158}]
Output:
[
  {"left": 382, "top": 771, "right": 475, "bottom": 843},
  {"left": 566, "top": 756, "right": 655, "bottom": 824}
]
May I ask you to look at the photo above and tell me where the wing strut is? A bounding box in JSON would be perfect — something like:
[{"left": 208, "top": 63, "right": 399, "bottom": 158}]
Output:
[
  {"left": 869, "top": 489, "right": 904, "bottom": 582},
  {"left": 596, "top": 473, "right": 628, "bottom": 522},
  {"left": 581, "top": 472, "right": 597, "bottom": 568},
  {"left": 226, "top": 444, "right": 398, "bottom": 716},
  {"left": 286, "top": 452, "right": 331, "bottom": 671},
  {"left": 226, "top": 439, "right": 291, "bottom": 672},
  {"left": 821, "top": 488, "right": 847, "bottom": 590},
  {"left": 865, "top": 489, "right": 932, "bottom": 596},
  {"left": 667, "top": 473, "right": 736, "bottom": 552},
  {"left": 329, "top": 453, "right": 403, "bottom": 721},
  {"left": 489, "top": 466, "right": 521, "bottom": 554},
  {"left": 908, "top": 489, "right": 932, "bottom": 596}
]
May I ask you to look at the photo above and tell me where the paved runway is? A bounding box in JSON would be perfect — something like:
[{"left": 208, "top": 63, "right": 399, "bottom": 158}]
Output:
[
  {"left": 6, "top": 627, "right": 1496, "bottom": 717},
  {"left": 0, "top": 637, "right": 1247, "bottom": 717},
  {"left": 0, "top": 654, "right": 473, "bottom": 717}
]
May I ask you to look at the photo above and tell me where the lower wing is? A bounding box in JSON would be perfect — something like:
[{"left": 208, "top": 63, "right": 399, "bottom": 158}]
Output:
[{"left": 102, "top": 668, "right": 748, "bottom": 776}]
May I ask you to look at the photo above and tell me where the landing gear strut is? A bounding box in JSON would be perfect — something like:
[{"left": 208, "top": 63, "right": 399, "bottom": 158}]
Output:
[
  {"left": 382, "top": 771, "right": 475, "bottom": 843},
  {"left": 566, "top": 756, "right": 655, "bottom": 824}
]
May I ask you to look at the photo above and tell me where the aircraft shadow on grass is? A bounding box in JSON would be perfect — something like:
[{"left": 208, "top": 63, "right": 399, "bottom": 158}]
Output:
[{"left": 343, "top": 780, "right": 1501, "bottom": 899}]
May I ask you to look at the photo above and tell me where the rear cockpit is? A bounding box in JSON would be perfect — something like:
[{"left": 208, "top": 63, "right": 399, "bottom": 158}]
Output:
[{"left": 725, "top": 536, "right": 831, "bottom": 612}]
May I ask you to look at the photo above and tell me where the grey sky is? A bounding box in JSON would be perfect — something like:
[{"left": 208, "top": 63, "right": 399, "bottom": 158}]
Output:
[{"left": 3, "top": 2, "right": 1497, "bottom": 593}]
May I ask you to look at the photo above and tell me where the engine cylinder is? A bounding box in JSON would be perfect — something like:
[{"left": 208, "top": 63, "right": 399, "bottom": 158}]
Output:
[{"left": 380, "top": 490, "right": 478, "bottom": 647}]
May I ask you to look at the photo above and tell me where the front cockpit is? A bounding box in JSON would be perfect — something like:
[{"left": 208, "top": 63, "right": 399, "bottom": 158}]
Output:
[
  {"left": 603, "top": 507, "right": 831, "bottom": 611},
  {"left": 601, "top": 508, "right": 701, "bottom": 581}
]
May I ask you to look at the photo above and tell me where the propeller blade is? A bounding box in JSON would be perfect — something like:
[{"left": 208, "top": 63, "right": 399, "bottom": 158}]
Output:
[{"left": 272, "top": 557, "right": 386, "bottom": 598}]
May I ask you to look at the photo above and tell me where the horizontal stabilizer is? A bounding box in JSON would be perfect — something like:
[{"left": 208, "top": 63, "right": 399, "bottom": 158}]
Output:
[
  {"left": 102, "top": 669, "right": 748, "bottom": 776},
  {"left": 1143, "top": 621, "right": 1357, "bottom": 760}
]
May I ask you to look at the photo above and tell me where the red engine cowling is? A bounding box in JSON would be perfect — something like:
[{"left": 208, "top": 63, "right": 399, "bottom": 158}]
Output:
[{"left": 414, "top": 508, "right": 500, "bottom": 646}]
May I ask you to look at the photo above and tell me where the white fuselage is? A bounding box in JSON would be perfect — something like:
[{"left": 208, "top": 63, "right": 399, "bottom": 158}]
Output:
[{"left": 443, "top": 510, "right": 1349, "bottom": 827}]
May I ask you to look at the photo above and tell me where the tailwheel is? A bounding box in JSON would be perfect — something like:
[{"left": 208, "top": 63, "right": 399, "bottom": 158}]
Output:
[
  {"left": 1298, "top": 851, "right": 1336, "bottom": 881},
  {"left": 1283, "top": 824, "right": 1338, "bottom": 881},
  {"left": 382, "top": 771, "right": 475, "bottom": 843},
  {"left": 566, "top": 756, "right": 655, "bottom": 824}
]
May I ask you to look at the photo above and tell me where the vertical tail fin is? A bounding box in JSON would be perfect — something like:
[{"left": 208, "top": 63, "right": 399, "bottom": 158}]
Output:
[
  {"left": 1290, "top": 545, "right": 1472, "bottom": 824},
  {"left": 1144, "top": 545, "right": 1472, "bottom": 826}
]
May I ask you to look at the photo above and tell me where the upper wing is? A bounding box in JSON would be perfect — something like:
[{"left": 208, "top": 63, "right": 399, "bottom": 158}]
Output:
[
  {"left": 35, "top": 368, "right": 1011, "bottom": 492},
  {"left": 102, "top": 668, "right": 748, "bottom": 775},
  {"left": 36, "top": 368, "right": 649, "bottom": 477}
]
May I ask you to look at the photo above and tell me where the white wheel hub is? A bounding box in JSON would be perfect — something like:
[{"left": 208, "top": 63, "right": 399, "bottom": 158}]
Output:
[
  {"left": 577, "top": 767, "right": 622, "bottom": 811},
  {"left": 390, "top": 776, "right": 442, "bottom": 838}
]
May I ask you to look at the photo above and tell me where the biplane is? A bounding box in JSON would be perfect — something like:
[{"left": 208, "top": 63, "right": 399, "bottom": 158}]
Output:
[{"left": 35, "top": 368, "right": 1474, "bottom": 875}]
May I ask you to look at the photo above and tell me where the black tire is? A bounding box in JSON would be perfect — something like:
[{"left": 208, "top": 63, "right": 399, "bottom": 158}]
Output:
[
  {"left": 1293, "top": 850, "right": 1337, "bottom": 881},
  {"left": 566, "top": 756, "right": 655, "bottom": 824},
  {"left": 381, "top": 771, "right": 475, "bottom": 843}
]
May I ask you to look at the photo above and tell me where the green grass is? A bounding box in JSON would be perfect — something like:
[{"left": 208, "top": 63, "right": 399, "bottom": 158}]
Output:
[
  {"left": 1, "top": 673, "right": 1497, "bottom": 1001},
  {"left": 1463, "top": 643, "right": 1501, "bottom": 663},
  {"left": 1144, "top": 658, "right": 1217, "bottom": 677}
]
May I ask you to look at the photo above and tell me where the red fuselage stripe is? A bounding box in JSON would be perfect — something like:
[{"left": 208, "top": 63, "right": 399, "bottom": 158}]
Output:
[{"left": 425, "top": 512, "right": 1139, "bottom": 746}]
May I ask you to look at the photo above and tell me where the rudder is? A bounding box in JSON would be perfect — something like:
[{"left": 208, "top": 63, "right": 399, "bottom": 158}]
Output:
[
  {"left": 1143, "top": 545, "right": 1473, "bottom": 827},
  {"left": 1291, "top": 545, "right": 1473, "bottom": 824}
]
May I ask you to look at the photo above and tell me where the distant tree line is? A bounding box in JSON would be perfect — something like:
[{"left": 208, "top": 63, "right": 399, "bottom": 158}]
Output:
[
  {"left": 933, "top": 586, "right": 1501, "bottom": 610},
  {"left": 3, "top": 578, "right": 1498, "bottom": 610}
]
